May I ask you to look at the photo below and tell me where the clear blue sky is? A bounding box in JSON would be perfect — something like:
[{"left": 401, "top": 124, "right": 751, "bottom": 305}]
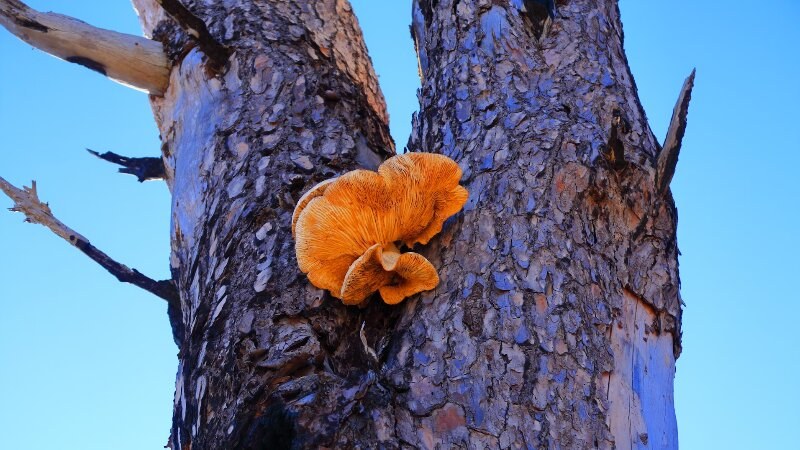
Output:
[{"left": 1, "top": 1, "right": 797, "bottom": 449}]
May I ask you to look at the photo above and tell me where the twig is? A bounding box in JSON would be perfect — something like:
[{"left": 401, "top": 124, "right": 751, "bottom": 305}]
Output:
[
  {"left": 87, "top": 149, "right": 165, "bottom": 182},
  {"left": 656, "top": 69, "right": 696, "bottom": 194},
  {"left": 154, "top": 0, "right": 229, "bottom": 72},
  {"left": 0, "top": 0, "right": 170, "bottom": 95},
  {"left": 0, "top": 176, "right": 178, "bottom": 303}
]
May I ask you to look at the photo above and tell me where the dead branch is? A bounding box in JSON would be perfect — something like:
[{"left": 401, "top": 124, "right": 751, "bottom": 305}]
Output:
[
  {"left": 87, "top": 149, "right": 165, "bottom": 182},
  {"left": 656, "top": 69, "right": 696, "bottom": 194},
  {"left": 0, "top": 176, "right": 178, "bottom": 303},
  {"left": 0, "top": 0, "right": 170, "bottom": 95}
]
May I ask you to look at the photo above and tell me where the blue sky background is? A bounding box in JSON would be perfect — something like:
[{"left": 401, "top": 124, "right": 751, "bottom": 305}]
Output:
[{"left": 0, "top": 1, "right": 797, "bottom": 449}]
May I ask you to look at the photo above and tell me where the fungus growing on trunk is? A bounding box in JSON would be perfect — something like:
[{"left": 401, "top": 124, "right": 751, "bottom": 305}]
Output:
[{"left": 292, "top": 153, "right": 468, "bottom": 305}]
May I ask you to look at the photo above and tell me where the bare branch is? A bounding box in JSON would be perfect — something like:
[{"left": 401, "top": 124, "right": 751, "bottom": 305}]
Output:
[
  {"left": 87, "top": 149, "right": 165, "bottom": 182},
  {"left": 656, "top": 69, "right": 696, "bottom": 194},
  {"left": 0, "top": 176, "right": 178, "bottom": 303},
  {"left": 0, "top": 0, "right": 170, "bottom": 95},
  {"left": 153, "top": 0, "right": 229, "bottom": 71}
]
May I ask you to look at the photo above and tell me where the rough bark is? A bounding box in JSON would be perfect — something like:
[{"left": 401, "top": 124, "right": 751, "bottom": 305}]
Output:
[
  {"left": 129, "top": 0, "right": 396, "bottom": 448},
  {"left": 132, "top": 0, "right": 683, "bottom": 448},
  {"left": 2, "top": 0, "right": 685, "bottom": 448},
  {"left": 400, "top": 1, "right": 682, "bottom": 448}
]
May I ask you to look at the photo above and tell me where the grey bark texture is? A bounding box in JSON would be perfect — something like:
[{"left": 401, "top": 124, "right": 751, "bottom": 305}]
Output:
[{"left": 39, "top": 0, "right": 685, "bottom": 448}]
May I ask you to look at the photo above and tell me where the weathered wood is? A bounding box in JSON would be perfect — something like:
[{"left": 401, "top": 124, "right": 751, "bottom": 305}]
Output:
[
  {"left": 0, "top": 0, "right": 170, "bottom": 95},
  {"left": 656, "top": 69, "right": 696, "bottom": 194},
  {"left": 605, "top": 289, "right": 678, "bottom": 448}
]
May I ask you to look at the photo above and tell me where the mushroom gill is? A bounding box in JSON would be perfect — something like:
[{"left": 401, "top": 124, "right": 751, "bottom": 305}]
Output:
[{"left": 292, "top": 153, "right": 468, "bottom": 305}]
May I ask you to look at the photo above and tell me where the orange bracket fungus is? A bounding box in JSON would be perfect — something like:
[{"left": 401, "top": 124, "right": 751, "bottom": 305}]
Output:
[{"left": 292, "top": 153, "right": 468, "bottom": 305}]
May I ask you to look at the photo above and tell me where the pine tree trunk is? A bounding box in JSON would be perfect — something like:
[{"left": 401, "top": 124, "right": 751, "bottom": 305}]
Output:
[{"left": 130, "top": 0, "right": 682, "bottom": 448}]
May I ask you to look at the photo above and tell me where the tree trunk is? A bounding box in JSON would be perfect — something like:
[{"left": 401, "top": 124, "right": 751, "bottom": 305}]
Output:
[{"left": 129, "top": 0, "right": 682, "bottom": 448}]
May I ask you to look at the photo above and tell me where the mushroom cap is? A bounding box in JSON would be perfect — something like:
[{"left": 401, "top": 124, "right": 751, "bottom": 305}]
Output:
[
  {"left": 291, "top": 178, "right": 335, "bottom": 237},
  {"left": 377, "top": 253, "right": 440, "bottom": 305},
  {"left": 293, "top": 153, "right": 467, "bottom": 304},
  {"left": 340, "top": 243, "right": 439, "bottom": 305},
  {"left": 378, "top": 153, "right": 469, "bottom": 246}
]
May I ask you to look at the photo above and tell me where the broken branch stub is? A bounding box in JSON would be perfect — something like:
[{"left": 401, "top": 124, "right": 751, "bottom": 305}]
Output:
[
  {"left": 87, "top": 149, "right": 166, "bottom": 182},
  {"left": 656, "top": 69, "right": 696, "bottom": 194},
  {"left": 0, "top": 0, "right": 170, "bottom": 95},
  {"left": 293, "top": 153, "right": 468, "bottom": 306}
]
